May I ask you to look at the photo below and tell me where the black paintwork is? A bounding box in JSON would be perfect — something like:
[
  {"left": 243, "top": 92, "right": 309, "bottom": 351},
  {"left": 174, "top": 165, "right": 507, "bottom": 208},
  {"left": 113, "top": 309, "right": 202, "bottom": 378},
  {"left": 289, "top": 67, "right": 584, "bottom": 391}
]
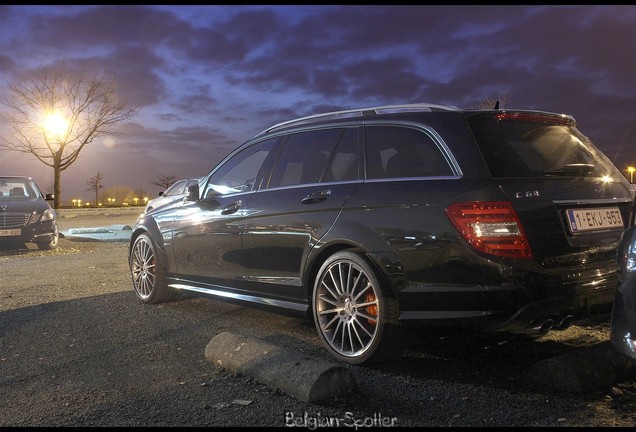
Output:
[{"left": 130, "top": 107, "right": 636, "bottom": 335}]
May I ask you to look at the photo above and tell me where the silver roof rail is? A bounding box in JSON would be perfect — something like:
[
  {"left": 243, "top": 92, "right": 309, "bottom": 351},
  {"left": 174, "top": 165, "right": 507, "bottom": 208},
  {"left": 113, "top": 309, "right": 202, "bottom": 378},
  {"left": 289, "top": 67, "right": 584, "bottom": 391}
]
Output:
[{"left": 257, "top": 103, "right": 459, "bottom": 136}]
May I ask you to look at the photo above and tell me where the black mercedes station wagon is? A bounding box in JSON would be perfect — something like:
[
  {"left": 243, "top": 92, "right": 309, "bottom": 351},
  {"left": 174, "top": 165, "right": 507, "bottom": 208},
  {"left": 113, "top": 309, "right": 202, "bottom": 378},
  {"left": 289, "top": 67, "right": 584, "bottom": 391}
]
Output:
[{"left": 128, "top": 103, "right": 635, "bottom": 364}]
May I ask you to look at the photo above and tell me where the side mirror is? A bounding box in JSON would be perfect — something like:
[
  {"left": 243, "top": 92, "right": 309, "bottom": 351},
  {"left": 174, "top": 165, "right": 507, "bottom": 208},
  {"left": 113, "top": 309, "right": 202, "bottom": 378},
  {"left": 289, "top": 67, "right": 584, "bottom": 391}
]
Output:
[{"left": 44, "top": 193, "right": 54, "bottom": 201}]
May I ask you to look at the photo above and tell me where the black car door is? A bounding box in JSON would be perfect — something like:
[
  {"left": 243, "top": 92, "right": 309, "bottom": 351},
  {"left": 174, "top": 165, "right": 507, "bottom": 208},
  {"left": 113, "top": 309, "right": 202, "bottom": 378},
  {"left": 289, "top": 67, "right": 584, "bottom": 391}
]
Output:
[
  {"left": 170, "top": 137, "right": 278, "bottom": 287},
  {"left": 240, "top": 127, "right": 362, "bottom": 301}
]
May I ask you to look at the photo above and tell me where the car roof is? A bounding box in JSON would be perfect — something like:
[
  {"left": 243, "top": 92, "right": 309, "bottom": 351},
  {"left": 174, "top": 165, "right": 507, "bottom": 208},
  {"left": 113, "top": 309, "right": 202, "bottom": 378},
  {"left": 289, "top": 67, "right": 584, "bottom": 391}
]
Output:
[
  {"left": 254, "top": 103, "right": 459, "bottom": 138},
  {"left": 253, "top": 103, "right": 574, "bottom": 138}
]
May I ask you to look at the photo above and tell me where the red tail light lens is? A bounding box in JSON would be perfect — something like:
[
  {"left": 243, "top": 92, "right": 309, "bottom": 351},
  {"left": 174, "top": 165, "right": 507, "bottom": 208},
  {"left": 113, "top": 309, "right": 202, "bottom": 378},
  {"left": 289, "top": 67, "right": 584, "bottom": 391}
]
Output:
[{"left": 446, "top": 201, "right": 533, "bottom": 259}]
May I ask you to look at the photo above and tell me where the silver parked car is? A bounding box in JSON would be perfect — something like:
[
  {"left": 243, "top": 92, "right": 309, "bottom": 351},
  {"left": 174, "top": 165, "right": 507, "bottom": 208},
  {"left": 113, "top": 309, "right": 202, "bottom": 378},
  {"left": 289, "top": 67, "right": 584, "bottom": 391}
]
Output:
[
  {"left": 145, "top": 178, "right": 199, "bottom": 213},
  {"left": 0, "top": 176, "right": 58, "bottom": 250}
]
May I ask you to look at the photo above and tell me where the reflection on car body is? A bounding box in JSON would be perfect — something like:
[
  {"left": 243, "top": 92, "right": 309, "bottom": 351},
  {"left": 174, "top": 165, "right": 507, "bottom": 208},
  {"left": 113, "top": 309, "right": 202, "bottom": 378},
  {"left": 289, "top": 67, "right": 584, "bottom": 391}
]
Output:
[
  {"left": 128, "top": 103, "right": 636, "bottom": 365},
  {"left": 144, "top": 178, "right": 200, "bottom": 213},
  {"left": 610, "top": 201, "right": 636, "bottom": 361}
]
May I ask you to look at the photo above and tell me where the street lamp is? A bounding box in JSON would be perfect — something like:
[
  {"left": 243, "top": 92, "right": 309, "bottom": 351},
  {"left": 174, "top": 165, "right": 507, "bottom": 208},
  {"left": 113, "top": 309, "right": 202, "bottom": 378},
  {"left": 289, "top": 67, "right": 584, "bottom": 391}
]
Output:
[
  {"left": 72, "top": 199, "right": 77, "bottom": 207},
  {"left": 42, "top": 111, "right": 69, "bottom": 141},
  {"left": 628, "top": 166, "right": 635, "bottom": 183}
]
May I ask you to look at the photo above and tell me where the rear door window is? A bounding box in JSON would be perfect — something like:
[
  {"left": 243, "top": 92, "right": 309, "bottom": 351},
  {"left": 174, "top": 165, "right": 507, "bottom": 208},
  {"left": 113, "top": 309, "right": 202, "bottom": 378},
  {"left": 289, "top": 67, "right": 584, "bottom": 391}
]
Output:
[
  {"left": 323, "top": 127, "right": 359, "bottom": 182},
  {"left": 267, "top": 128, "right": 345, "bottom": 188}
]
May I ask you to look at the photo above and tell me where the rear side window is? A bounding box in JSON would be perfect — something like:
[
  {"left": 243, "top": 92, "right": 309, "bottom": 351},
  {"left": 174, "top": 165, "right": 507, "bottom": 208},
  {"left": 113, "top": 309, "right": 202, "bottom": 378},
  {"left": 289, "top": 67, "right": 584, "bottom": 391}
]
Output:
[
  {"left": 468, "top": 113, "right": 617, "bottom": 178},
  {"left": 365, "top": 125, "right": 453, "bottom": 179},
  {"left": 268, "top": 128, "right": 344, "bottom": 188}
]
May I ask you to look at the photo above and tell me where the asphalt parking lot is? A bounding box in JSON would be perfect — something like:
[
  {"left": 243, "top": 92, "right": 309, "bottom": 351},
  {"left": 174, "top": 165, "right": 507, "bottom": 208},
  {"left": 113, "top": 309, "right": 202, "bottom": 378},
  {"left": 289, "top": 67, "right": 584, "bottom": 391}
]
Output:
[{"left": 1, "top": 208, "right": 636, "bottom": 426}]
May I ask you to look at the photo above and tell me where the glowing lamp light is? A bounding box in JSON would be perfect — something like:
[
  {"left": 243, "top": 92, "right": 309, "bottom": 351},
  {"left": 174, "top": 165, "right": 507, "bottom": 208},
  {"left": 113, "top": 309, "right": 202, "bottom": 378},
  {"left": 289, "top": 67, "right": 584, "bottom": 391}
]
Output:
[{"left": 43, "top": 111, "right": 69, "bottom": 139}]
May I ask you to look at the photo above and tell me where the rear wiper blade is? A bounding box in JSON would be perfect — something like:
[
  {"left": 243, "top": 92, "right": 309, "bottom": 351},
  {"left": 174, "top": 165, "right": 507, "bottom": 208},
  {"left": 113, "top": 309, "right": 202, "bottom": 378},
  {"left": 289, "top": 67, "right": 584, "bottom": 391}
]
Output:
[{"left": 543, "top": 163, "right": 595, "bottom": 176}]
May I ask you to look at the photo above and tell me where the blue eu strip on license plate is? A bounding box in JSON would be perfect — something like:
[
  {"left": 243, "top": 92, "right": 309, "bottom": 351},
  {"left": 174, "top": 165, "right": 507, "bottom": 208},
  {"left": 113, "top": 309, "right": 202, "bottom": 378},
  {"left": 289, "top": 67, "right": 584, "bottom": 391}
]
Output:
[{"left": 567, "top": 207, "right": 624, "bottom": 233}]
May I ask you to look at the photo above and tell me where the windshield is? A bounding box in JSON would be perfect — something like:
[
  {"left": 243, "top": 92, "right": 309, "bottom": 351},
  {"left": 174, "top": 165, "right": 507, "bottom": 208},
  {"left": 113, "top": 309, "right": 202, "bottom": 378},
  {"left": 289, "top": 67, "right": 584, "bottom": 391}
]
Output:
[
  {"left": 468, "top": 113, "right": 619, "bottom": 178},
  {"left": 0, "top": 178, "right": 39, "bottom": 199}
]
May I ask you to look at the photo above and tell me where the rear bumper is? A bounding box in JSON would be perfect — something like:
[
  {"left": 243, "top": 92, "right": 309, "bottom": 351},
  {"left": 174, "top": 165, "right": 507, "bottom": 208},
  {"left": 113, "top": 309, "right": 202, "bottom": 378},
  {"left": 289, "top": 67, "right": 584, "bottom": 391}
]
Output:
[{"left": 397, "top": 261, "right": 618, "bottom": 335}]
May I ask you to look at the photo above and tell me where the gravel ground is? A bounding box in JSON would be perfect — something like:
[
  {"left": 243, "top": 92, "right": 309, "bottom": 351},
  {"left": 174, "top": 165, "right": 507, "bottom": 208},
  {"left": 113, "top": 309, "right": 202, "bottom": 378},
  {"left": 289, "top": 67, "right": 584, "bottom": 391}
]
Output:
[{"left": 1, "top": 213, "right": 636, "bottom": 427}]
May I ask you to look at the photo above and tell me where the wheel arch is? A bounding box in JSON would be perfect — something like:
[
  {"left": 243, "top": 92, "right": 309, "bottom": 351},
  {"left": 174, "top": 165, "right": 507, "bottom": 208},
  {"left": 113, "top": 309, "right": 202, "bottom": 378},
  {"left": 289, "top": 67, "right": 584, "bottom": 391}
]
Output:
[
  {"left": 129, "top": 219, "right": 170, "bottom": 270},
  {"left": 303, "top": 239, "right": 403, "bottom": 315}
]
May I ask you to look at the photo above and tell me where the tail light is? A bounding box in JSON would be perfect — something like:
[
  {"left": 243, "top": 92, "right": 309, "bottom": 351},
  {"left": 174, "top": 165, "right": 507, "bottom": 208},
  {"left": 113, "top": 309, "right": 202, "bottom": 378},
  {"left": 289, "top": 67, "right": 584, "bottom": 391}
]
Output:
[{"left": 446, "top": 201, "right": 533, "bottom": 259}]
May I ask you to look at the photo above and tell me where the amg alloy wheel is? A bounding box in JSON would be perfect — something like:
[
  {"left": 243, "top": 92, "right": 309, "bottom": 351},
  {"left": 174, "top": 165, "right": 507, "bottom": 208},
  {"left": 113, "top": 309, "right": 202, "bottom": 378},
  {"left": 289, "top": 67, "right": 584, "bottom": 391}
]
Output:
[
  {"left": 313, "top": 250, "right": 399, "bottom": 365},
  {"left": 129, "top": 232, "right": 174, "bottom": 303}
]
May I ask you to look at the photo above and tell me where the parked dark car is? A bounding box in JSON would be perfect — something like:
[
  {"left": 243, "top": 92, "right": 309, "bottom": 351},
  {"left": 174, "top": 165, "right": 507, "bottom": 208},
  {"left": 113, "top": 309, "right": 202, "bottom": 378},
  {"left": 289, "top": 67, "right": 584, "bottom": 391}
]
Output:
[
  {"left": 128, "top": 103, "right": 635, "bottom": 364},
  {"left": 144, "top": 178, "right": 200, "bottom": 213},
  {"left": 610, "top": 199, "right": 636, "bottom": 361},
  {"left": 0, "top": 176, "right": 58, "bottom": 250}
]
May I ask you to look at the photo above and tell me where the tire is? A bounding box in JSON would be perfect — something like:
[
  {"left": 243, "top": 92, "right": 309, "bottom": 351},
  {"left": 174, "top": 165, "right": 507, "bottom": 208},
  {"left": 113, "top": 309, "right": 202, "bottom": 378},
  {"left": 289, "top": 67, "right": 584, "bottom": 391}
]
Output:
[
  {"left": 312, "top": 250, "right": 401, "bottom": 365},
  {"left": 36, "top": 226, "right": 59, "bottom": 250},
  {"left": 129, "top": 232, "right": 175, "bottom": 303}
]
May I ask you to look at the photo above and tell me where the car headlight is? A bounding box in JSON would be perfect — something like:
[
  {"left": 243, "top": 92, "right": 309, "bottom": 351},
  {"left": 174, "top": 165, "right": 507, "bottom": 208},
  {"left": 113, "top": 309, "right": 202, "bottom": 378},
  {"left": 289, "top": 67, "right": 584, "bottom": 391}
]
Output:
[
  {"left": 41, "top": 208, "right": 56, "bottom": 221},
  {"left": 29, "top": 208, "right": 56, "bottom": 224}
]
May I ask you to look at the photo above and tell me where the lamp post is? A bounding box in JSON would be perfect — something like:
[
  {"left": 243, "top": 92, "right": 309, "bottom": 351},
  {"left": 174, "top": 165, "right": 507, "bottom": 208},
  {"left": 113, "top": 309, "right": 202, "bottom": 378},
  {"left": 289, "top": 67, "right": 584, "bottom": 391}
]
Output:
[{"left": 628, "top": 166, "right": 635, "bottom": 183}]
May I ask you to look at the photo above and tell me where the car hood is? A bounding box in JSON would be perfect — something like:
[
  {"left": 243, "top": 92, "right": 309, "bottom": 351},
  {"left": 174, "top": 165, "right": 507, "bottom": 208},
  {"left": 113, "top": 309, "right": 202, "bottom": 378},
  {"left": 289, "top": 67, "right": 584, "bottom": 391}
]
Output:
[{"left": 0, "top": 198, "right": 53, "bottom": 215}]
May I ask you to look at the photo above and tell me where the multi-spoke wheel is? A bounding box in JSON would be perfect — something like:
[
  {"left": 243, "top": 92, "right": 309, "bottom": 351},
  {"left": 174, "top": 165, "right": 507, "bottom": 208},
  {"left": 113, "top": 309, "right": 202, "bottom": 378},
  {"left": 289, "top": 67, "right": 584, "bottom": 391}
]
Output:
[
  {"left": 129, "top": 232, "right": 174, "bottom": 303},
  {"left": 313, "top": 250, "right": 399, "bottom": 365}
]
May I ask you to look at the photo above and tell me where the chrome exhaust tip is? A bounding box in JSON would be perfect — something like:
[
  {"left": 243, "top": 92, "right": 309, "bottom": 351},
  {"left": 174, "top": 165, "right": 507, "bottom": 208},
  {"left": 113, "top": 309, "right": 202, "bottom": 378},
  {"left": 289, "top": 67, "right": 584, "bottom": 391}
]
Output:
[
  {"left": 531, "top": 319, "right": 554, "bottom": 335},
  {"left": 553, "top": 314, "right": 574, "bottom": 330}
]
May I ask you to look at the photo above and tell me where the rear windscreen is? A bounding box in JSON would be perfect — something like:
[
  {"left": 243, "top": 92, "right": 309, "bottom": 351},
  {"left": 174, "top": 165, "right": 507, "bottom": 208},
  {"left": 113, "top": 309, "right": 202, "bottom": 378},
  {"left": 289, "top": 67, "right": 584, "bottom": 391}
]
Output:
[{"left": 467, "top": 113, "right": 619, "bottom": 178}]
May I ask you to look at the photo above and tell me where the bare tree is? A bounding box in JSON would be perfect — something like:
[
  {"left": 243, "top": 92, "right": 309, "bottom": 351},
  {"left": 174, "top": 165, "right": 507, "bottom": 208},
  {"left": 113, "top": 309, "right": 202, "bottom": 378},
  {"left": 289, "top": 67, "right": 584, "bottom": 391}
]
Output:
[
  {"left": 150, "top": 174, "right": 178, "bottom": 190},
  {"left": 86, "top": 172, "right": 104, "bottom": 205},
  {"left": 0, "top": 63, "right": 139, "bottom": 209}
]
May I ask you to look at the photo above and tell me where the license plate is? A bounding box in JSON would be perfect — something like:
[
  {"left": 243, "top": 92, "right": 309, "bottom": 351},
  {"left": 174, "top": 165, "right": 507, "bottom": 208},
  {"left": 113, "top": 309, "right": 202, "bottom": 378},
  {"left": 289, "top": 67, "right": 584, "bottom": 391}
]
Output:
[
  {"left": 0, "top": 228, "right": 21, "bottom": 236},
  {"left": 566, "top": 207, "right": 624, "bottom": 233}
]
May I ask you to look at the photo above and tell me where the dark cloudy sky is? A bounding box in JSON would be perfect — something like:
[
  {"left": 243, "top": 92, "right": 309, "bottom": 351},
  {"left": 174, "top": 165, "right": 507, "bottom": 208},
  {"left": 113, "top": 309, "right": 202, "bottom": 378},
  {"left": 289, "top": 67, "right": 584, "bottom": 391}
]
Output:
[{"left": 1, "top": 5, "right": 635, "bottom": 203}]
